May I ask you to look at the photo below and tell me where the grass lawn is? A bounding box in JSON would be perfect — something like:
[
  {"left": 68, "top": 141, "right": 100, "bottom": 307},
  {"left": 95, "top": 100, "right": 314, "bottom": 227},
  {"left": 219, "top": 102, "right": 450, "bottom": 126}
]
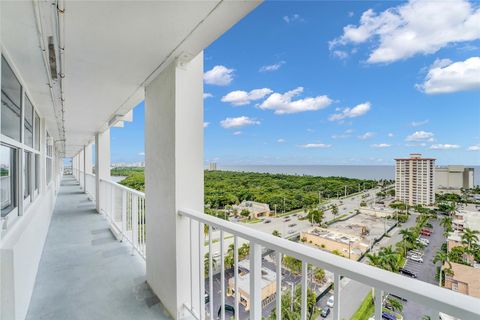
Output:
[{"left": 351, "top": 292, "right": 375, "bottom": 320}]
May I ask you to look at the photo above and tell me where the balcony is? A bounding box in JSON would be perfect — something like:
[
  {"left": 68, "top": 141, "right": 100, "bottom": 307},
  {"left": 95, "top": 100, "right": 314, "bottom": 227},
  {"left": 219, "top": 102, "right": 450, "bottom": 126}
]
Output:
[{"left": 1, "top": 1, "right": 479, "bottom": 320}]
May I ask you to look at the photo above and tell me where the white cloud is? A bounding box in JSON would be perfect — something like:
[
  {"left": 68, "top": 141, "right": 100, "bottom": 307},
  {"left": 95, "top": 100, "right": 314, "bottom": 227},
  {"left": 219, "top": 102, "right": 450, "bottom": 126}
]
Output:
[
  {"left": 299, "top": 143, "right": 332, "bottom": 149},
  {"left": 348, "top": 11, "right": 355, "bottom": 17},
  {"left": 138, "top": 152, "right": 145, "bottom": 156},
  {"left": 283, "top": 14, "right": 303, "bottom": 23},
  {"left": 467, "top": 144, "right": 480, "bottom": 151},
  {"left": 417, "top": 57, "right": 480, "bottom": 94},
  {"left": 329, "top": 102, "right": 371, "bottom": 121},
  {"left": 406, "top": 131, "right": 435, "bottom": 141},
  {"left": 203, "top": 93, "right": 213, "bottom": 99},
  {"left": 330, "top": 0, "right": 480, "bottom": 63},
  {"left": 259, "top": 61, "right": 286, "bottom": 72},
  {"left": 430, "top": 144, "right": 461, "bottom": 150},
  {"left": 411, "top": 119, "right": 429, "bottom": 127},
  {"left": 203, "top": 122, "right": 210, "bottom": 128},
  {"left": 221, "top": 88, "right": 273, "bottom": 106},
  {"left": 258, "top": 87, "right": 333, "bottom": 115},
  {"left": 332, "top": 50, "right": 349, "bottom": 60},
  {"left": 204, "top": 65, "right": 234, "bottom": 86},
  {"left": 277, "top": 138, "right": 286, "bottom": 143},
  {"left": 358, "top": 132, "right": 375, "bottom": 140},
  {"left": 332, "top": 129, "right": 354, "bottom": 139},
  {"left": 371, "top": 143, "right": 391, "bottom": 148},
  {"left": 220, "top": 116, "right": 260, "bottom": 129},
  {"left": 388, "top": 133, "right": 394, "bottom": 137},
  {"left": 233, "top": 131, "right": 242, "bottom": 136}
]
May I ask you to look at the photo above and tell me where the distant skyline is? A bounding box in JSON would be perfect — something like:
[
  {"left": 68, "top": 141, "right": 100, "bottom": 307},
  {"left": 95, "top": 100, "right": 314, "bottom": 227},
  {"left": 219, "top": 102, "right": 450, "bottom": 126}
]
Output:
[{"left": 111, "top": 0, "right": 480, "bottom": 166}]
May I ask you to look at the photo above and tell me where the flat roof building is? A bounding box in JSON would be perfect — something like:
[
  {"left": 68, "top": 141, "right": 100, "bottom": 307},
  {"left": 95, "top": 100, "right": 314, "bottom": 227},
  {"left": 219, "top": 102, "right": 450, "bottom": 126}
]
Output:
[
  {"left": 435, "top": 165, "right": 475, "bottom": 193},
  {"left": 444, "top": 262, "right": 480, "bottom": 299},
  {"left": 233, "top": 200, "right": 271, "bottom": 219},
  {"left": 395, "top": 153, "right": 435, "bottom": 206}
]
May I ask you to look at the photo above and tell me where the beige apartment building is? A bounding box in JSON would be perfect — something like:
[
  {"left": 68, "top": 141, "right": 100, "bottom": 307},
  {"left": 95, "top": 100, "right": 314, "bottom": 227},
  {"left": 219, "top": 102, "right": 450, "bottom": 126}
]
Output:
[
  {"left": 435, "top": 165, "right": 475, "bottom": 193},
  {"left": 233, "top": 200, "right": 271, "bottom": 219},
  {"left": 444, "top": 262, "right": 480, "bottom": 299},
  {"left": 395, "top": 153, "right": 435, "bottom": 206},
  {"left": 227, "top": 259, "right": 276, "bottom": 311}
]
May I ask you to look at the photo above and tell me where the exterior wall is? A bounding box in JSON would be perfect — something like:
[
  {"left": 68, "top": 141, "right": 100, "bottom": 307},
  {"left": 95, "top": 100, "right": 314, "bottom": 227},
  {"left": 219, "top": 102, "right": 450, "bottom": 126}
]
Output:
[
  {"left": 435, "top": 166, "right": 475, "bottom": 191},
  {"left": 444, "top": 262, "right": 480, "bottom": 298},
  {"left": 227, "top": 277, "right": 276, "bottom": 311},
  {"left": 0, "top": 179, "right": 57, "bottom": 320},
  {"left": 395, "top": 155, "right": 435, "bottom": 206},
  {"left": 301, "top": 232, "right": 363, "bottom": 260}
]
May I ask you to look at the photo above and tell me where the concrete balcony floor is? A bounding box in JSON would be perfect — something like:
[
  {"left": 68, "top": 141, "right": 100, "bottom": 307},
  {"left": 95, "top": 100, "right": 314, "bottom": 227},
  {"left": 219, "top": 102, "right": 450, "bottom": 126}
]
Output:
[{"left": 26, "top": 176, "right": 170, "bottom": 320}]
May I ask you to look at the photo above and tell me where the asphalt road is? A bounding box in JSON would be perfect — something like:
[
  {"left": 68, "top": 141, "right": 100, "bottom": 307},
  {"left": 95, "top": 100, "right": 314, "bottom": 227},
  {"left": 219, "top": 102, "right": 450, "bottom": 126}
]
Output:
[{"left": 401, "top": 219, "right": 444, "bottom": 320}]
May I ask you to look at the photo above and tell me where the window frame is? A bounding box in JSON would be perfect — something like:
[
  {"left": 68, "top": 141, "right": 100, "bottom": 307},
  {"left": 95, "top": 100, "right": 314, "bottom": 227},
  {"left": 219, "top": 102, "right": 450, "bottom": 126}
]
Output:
[
  {"left": 0, "top": 143, "right": 18, "bottom": 219},
  {"left": 1, "top": 52, "right": 48, "bottom": 230}
]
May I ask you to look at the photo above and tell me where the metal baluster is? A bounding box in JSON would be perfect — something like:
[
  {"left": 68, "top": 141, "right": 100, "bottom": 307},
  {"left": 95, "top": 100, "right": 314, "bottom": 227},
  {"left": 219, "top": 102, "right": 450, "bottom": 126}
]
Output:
[
  {"left": 276, "top": 252, "right": 282, "bottom": 320},
  {"left": 301, "top": 261, "right": 307, "bottom": 320},
  {"left": 220, "top": 230, "right": 225, "bottom": 320},
  {"left": 375, "top": 288, "right": 383, "bottom": 320},
  {"left": 121, "top": 190, "right": 127, "bottom": 239},
  {"left": 131, "top": 194, "right": 138, "bottom": 254},
  {"left": 333, "top": 273, "right": 340, "bottom": 320},
  {"left": 249, "top": 242, "right": 262, "bottom": 320},
  {"left": 234, "top": 236, "right": 239, "bottom": 320},
  {"left": 208, "top": 227, "right": 213, "bottom": 320},
  {"left": 198, "top": 222, "right": 205, "bottom": 320}
]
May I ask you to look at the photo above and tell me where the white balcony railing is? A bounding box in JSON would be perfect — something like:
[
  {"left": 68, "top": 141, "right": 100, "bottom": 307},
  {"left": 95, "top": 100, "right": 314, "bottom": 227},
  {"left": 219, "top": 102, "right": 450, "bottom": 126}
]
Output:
[
  {"left": 85, "top": 172, "right": 96, "bottom": 200},
  {"left": 178, "top": 208, "right": 480, "bottom": 320},
  {"left": 99, "top": 178, "right": 146, "bottom": 259}
]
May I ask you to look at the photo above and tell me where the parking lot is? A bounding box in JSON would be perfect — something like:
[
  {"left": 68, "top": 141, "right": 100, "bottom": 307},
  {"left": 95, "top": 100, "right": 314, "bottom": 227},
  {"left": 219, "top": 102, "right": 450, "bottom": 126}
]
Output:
[{"left": 400, "top": 219, "right": 444, "bottom": 319}]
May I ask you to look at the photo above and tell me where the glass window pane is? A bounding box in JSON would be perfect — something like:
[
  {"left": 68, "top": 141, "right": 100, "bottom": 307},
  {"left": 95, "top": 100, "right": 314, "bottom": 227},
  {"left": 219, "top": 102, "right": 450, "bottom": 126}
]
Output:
[
  {"left": 1, "top": 56, "right": 22, "bottom": 141},
  {"left": 46, "top": 158, "right": 52, "bottom": 184},
  {"left": 1, "top": 145, "right": 16, "bottom": 217},
  {"left": 24, "top": 97, "right": 34, "bottom": 147},
  {"left": 24, "top": 151, "right": 31, "bottom": 199},
  {"left": 35, "top": 154, "right": 40, "bottom": 191},
  {"left": 34, "top": 112, "right": 40, "bottom": 150}
]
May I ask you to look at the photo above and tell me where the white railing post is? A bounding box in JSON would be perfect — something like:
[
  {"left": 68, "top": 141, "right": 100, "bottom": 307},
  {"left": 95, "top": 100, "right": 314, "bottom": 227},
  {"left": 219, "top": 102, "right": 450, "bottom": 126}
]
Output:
[
  {"left": 220, "top": 230, "right": 225, "bottom": 320},
  {"left": 121, "top": 190, "right": 127, "bottom": 237},
  {"left": 333, "top": 273, "right": 340, "bottom": 320},
  {"left": 131, "top": 194, "right": 139, "bottom": 253},
  {"left": 249, "top": 242, "right": 262, "bottom": 320},
  {"left": 234, "top": 236, "right": 239, "bottom": 320},
  {"left": 208, "top": 227, "right": 214, "bottom": 320},
  {"left": 375, "top": 288, "right": 383, "bottom": 320},
  {"left": 198, "top": 222, "right": 205, "bottom": 320},
  {"left": 301, "top": 261, "right": 307, "bottom": 320},
  {"left": 276, "top": 252, "right": 282, "bottom": 320}
]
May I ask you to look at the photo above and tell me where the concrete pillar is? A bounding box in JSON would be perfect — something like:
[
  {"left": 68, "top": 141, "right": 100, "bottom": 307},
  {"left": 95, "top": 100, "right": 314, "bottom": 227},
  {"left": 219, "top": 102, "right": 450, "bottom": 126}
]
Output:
[
  {"left": 145, "top": 52, "right": 204, "bottom": 319},
  {"left": 84, "top": 143, "right": 93, "bottom": 174},
  {"left": 95, "top": 129, "right": 110, "bottom": 213},
  {"left": 79, "top": 149, "right": 84, "bottom": 188}
]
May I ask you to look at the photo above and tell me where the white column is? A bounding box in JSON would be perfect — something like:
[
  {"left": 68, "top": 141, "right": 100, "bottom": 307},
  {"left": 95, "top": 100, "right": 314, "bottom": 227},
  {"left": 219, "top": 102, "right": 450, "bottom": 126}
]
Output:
[
  {"left": 145, "top": 52, "right": 204, "bottom": 319},
  {"left": 95, "top": 129, "right": 110, "bottom": 213},
  {"left": 84, "top": 143, "right": 93, "bottom": 174},
  {"left": 79, "top": 149, "right": 85, "bottom": 188}
]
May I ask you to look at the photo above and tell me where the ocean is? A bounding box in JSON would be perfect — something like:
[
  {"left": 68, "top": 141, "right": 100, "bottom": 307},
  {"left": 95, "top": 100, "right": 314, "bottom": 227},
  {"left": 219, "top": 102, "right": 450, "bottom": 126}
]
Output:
[{"left": 217, "top": 165, "right": 480, "bottom": 183}]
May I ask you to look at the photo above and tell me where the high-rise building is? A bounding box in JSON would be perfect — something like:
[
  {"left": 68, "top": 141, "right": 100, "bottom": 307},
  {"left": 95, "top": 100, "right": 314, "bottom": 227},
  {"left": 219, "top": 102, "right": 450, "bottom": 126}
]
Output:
[
  {"left": 435, "top": 165, "right": 475, "bottom": 193},
  {"left": 395, "top": 153, "right": 435, "bottom": 206}
]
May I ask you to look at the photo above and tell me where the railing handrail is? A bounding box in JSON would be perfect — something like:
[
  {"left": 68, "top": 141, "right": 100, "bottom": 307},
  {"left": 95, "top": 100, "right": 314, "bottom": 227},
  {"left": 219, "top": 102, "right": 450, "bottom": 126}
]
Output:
[
  {"left": 100, "top": 177, "right": 146, "bottom": 198},
  {"left": 179, "top": 207, "right": 480, "bottom": 320}
]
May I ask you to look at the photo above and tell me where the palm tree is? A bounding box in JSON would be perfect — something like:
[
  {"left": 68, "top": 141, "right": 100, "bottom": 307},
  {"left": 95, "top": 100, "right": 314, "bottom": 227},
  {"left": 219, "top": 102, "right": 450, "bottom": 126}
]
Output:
[
  {"left": 433, "top": 250, "right": 450, "bottom": 286},
  {"left": 440, "top": 217, "right": 453, "bottom": 237},
  {"left": 386, "top": 297, "right": 403, "bottom": 312},
  {"left": 461, "top": 228, "right": 479, "bottom": 251},
  {"left": 272, "top": 230, "right": 281, "bottom": 237}
]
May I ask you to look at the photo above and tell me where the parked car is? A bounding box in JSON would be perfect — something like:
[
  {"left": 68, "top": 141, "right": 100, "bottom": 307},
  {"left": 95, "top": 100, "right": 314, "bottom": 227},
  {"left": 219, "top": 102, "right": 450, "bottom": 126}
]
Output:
[
  {"left": 382, "top": 311, "right": 397, "bottom": 320},
  {"left": 399, "top": 268, "right": 417, "bottom": 278},
  {"left": 408, "top": 249, "right": 423, "bottom": 256},
  {"left": 320, "top": 307, "right": 331, "bottom": 318},
  {"left": 421, "top": 227, "right": 432, "bottom": 233},
  {"left": 409, "top": 255, "right": 424, "bottom": 263},
  {"left": 264, "top": 219, "right": 271, "bottom": 224},
  {"left": 284, "top": 218, "right": 291, "bottom": 222},
  {"left": 288, "top": 223, "right": 296, "bottom": 227},
  {"left": 327, "top": 296, "right": 334, "bottom": 308},
  {"left": 420, "top": 229, "right": 431, "bottom": 236},
  {"left": 416, "top": 239, "right": 428, "bottom": 246},
  {"left": 418, "top": 237, "right": 430, "bottom": 244}
]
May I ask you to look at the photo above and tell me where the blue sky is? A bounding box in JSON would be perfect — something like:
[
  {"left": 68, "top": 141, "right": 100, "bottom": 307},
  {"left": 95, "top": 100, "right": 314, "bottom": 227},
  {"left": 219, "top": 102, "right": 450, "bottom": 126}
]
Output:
[{"left": 111, "top": 0, "right": 480, "bottom": 166}]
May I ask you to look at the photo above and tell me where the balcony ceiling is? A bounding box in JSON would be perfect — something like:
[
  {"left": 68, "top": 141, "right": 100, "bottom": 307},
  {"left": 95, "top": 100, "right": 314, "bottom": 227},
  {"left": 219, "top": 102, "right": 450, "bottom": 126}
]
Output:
[{"left": 1, "top": 0, "right": 260, "bottom": 157}]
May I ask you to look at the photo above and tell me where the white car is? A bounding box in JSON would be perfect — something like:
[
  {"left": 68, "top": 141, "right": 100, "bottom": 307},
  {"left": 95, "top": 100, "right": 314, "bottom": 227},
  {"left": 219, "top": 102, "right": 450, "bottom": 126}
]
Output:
[
  {"left": 409, "top": 255, "right": 423, "bottom": 263},
  {"left": 327, "top": 296, "right": 334, "bottom": 308},
  {"left": 418, "top": 237, "right": 430, "bottom": 244}
]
